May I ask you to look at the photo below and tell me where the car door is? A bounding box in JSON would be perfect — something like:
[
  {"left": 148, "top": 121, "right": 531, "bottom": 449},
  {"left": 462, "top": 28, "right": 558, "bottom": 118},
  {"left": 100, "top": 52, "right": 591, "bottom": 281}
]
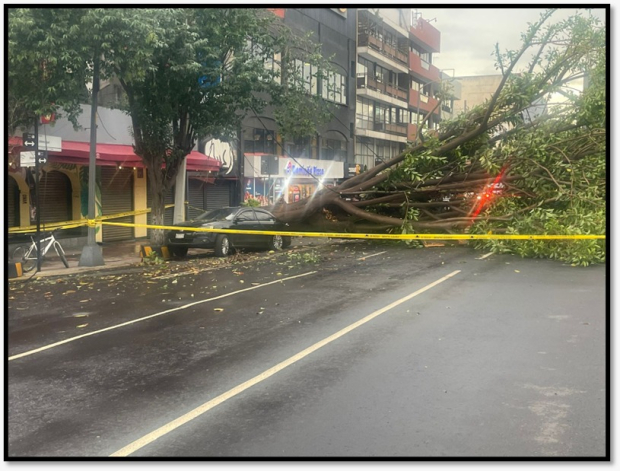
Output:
[
  {"left": 231, "top": 209, "right": 261, "bottom": 247},
  {"left": 254, "top": 209, "right": 277, "bottom": 246}
]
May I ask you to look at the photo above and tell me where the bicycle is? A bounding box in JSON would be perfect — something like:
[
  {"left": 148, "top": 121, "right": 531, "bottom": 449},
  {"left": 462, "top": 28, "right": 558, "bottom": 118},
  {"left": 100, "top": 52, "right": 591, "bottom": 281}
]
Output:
[{"left": 12, "top": 229, "right": 70, "bottom": 272}]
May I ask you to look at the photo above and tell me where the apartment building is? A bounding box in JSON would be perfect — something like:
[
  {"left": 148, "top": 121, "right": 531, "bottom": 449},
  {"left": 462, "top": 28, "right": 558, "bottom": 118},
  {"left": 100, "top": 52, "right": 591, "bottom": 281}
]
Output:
[
  {"left": 354, "top": 8, "right": 460, "bottom": 170},
  {"left": 237, "top": 8, "right": 357, "bottom": 205}
]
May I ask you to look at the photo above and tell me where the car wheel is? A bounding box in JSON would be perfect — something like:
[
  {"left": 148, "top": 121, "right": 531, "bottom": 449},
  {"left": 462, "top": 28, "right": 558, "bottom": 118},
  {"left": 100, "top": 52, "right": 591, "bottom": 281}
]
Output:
[
  {"left": 282, "top": 236, "right": 292, "bottom": 249},
  {"left": 268, "top": 235, "right": 284, "bottom": 251},
  {"left": 169, "top": 246, "right": 188, "bottom": 257},
  {"left": 215, "top": 234, "right": 231, "bottom": 257}
]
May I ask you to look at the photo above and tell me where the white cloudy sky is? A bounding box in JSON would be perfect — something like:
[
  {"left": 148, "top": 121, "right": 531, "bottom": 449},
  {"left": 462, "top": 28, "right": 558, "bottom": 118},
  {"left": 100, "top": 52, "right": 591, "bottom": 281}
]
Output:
[{"left": 415, "top": 7, "right": 607, "bottom": 77}]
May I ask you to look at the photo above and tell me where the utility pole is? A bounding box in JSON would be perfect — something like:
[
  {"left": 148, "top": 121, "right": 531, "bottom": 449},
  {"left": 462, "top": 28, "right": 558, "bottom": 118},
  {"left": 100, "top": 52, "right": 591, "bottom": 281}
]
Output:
[
  {"left": 79, "top": 53, "right": 105, "bottom": 267},
  {"left": 33, "top": 117, "right": 41, "bottom": 273},
  {"left": 237, "top": 123, "right": 245, "bottom": 206}
]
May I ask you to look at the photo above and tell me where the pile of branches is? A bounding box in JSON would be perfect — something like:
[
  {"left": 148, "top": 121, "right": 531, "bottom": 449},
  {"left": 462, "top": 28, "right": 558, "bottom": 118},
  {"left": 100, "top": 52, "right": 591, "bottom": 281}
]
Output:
[{"left": 273, "top": 10, "right": 606, "bottom": 265}]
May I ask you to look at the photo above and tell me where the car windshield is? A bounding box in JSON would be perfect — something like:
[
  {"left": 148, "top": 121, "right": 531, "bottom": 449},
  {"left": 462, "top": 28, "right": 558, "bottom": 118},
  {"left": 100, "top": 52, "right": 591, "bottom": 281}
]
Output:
[{"left": 195, "top": 208, "right": 238, "bottom": 222}]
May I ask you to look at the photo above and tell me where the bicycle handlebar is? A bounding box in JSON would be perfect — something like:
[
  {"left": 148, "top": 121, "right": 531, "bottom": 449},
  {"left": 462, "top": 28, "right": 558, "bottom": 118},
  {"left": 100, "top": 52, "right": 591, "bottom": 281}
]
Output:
[{"left": 31, "top": 228, "right": 60, "bottom": 242}]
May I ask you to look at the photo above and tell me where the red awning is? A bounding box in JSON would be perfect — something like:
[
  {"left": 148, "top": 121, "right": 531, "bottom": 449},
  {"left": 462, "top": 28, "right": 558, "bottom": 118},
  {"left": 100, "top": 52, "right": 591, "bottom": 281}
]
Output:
[{"left": 9, "top": 137, "right": 221, "bottom": 172}]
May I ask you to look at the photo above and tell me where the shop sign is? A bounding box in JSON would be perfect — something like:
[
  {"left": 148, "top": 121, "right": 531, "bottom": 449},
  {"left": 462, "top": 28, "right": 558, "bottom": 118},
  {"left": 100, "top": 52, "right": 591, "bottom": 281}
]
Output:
[
  {"left": 284, "top": 160, "right": 325, "bottom": 177},
  {"left": 38, "top": 135, "right": 62, "bottom": 152},
  {"left": 203, "top": 138, "right": 234, "bottom": 175}
]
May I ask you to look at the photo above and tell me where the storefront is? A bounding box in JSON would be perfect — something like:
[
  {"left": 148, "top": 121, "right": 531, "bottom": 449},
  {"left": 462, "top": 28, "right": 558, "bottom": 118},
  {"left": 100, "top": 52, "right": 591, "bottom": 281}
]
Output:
[
  {"left": 8, "top": 134, "right": 220, "bottom": 241},
  {"left": 243, "top": 154, "right": 344, "bottom": 205},
  {"left": 188, "top": 174, "right": 233, "bottom": 219}
]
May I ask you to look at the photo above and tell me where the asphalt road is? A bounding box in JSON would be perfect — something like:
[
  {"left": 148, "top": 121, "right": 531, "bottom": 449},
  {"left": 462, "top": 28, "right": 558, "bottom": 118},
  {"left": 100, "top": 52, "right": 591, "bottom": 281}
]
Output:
[{"left": 7, "top": 241, "right": 607, "bottom": 458}]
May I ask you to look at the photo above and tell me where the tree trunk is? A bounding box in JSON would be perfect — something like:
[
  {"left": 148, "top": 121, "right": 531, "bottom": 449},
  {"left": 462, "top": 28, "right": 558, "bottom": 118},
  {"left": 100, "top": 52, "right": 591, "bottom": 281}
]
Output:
[{"left": 147, "top": 162, "right": 166, "bottom": 246}]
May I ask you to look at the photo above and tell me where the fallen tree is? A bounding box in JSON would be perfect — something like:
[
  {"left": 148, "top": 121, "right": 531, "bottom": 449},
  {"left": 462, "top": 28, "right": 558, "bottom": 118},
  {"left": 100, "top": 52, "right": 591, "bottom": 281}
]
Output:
[{"left": 272, "top": 9, "right": 606, "bottom": 265}]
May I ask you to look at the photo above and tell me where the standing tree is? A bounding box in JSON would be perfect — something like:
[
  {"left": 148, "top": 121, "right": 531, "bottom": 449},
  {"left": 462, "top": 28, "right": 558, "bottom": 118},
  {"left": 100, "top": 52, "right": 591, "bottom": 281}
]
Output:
[
  {"left": 271, "top": 9, "right": 606, "bottom": 265},
  {"left": 9, "top": 8, "right": 336, "bottom": 246},
  {"left": 112, "top": 8, "right": 335, "bottom": 245}
]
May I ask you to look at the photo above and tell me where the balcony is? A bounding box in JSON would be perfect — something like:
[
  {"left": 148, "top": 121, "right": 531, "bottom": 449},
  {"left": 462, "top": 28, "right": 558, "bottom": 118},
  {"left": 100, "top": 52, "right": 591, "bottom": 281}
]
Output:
[
  {"left": 356, "top": 120, "right": 407, "bottom": 143},
  {"left": 358, "top": 33, "right": 409, "bottom": 68},
  {"left": 409, "top": 52, "right": 441, "bottom": 83},
  {"left": 410, "top": 17, "right": 440, "bottom": 53},
  {"left": 374, "top": 122, "right": 407, "bottom": 137},
  {"left": 357, "top": 75, "right": 408, "bottom": 106},
  {"left": 386, "top": 83, "right": 408, "bottom": 102},
  {"left": 408, "top": 89, "right": 440, "bottom": 115}
]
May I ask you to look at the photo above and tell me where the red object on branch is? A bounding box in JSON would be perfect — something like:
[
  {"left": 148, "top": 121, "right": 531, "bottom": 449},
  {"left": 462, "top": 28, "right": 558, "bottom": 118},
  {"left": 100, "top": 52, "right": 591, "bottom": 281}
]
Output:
[{"left": 40, "top": 112, "right": 56, "bottom": 124}]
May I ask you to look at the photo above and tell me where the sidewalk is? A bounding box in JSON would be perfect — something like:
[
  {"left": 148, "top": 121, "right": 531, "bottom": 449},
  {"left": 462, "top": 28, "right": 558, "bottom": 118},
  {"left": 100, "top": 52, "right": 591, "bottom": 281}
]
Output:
[
  {"left": 19, "top": 240, "right": 145, "bottom": 278},
  {"left": 15, "top": 236, "right": 342, "bottom": 279}
]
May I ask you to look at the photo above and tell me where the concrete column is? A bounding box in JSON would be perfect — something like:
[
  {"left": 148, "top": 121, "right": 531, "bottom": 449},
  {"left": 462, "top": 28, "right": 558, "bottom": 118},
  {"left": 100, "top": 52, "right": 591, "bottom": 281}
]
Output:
[{"left": 174, "top": 157, "right": 187, "bottom": 223}]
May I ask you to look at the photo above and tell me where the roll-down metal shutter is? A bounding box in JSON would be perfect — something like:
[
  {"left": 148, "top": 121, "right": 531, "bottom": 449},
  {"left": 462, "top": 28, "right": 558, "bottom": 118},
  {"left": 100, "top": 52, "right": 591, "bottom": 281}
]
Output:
[
  {"left": 8, "top": 175, "right": 20, "bottom": 228},
  {"left": 147, "top": 185, "right": 175, "bottom": 236},
  {"left": 101, "top": 167, "right": 134, "bottom": 242},
  {"left": 188, "top": 179, "right": 205, "bottom": 220},
  {"left": 205, "top": 183, "right": 231, "bottom": 211},
  {"left": 39, "top": 170, "right": 71, "bottom": 226}
]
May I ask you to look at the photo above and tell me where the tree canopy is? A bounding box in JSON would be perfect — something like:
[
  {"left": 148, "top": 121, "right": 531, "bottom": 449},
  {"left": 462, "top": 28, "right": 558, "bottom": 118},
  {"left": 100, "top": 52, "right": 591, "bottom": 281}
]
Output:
[{"left": 9, "top": 8, "right": 337, "bottom": 244}]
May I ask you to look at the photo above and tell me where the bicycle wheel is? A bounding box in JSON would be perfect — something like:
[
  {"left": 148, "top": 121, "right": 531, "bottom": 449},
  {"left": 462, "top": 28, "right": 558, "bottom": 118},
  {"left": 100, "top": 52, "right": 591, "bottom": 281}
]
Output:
[
  {"left": 13, "top": 245, "right": 37, "bottom": 272},
  {"left": 54, "top": 241, "right": 70, "bottom": 268}
]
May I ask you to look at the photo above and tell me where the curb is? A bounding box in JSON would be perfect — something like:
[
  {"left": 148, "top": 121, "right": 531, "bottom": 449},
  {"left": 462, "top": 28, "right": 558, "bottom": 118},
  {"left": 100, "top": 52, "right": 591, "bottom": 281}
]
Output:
[
  {"left": 140, "top": 245, "right": 171, "bottom": 261},
  {"left": 8, "top": 262, "right": 23, "bottom": 279}
]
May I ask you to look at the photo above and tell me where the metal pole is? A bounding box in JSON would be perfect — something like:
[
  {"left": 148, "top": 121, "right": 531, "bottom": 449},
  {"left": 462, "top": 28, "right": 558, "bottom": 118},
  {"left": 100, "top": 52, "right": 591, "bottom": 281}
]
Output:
[
  {"left": 237, "top": 123, "right": 245, "bottom": 206},
  {"left": 79, "top": 54, "right": 104, "bottom": 266},
  {"left": 34, "top": 117, "right": 41, "bottom": 273}
]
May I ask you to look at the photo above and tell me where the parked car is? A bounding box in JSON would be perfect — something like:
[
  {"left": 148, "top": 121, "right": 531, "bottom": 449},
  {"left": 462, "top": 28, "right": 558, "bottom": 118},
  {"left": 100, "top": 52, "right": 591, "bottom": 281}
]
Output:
[{"left": 166, "top": 207, "right": 292, "bottom": 257}]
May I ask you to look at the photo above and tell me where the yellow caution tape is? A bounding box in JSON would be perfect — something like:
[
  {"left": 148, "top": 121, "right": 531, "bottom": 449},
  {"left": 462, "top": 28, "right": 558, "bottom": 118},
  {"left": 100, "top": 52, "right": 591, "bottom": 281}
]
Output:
[
  {"left": 8, "top": 204, "right": 175, "bottom": 234},
  {"left": 8, "top": 203, "right": 604, "bottom": 240},
  {"left": 98, "top": 221, "right": 605, "bottom": 240}
]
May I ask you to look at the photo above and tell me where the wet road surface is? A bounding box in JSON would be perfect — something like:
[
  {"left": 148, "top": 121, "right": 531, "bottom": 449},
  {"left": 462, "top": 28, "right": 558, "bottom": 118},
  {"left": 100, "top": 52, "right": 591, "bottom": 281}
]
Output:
[{"left": 7, "top": 241, "right": 607, "bottom": 457}]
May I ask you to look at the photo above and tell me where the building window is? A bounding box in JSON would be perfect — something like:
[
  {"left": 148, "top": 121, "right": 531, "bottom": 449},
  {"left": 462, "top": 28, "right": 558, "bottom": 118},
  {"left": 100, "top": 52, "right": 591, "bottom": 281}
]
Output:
[
  {"left": 292, "top": 59, "right": 318, "bottom": 94},
  {"left": 356, "top": 97, "right": 374, "bottom": 130},
  {"left": 246, "top": 39, "right": 281, "bottom": 84},
  {"left": 245, "top": 128, "right": 276, "bottom": 154},
  {"left": 322, "top": 139, "right": 347, "bottom": 161},
  {"left": 322, "top": 70, "right": 347, "bottom": 105},
  {"left": 286, "top": 136, "right": 311, "bottom": 158},
  {"left": 355, "top": 136, "right": 374, "bottom": 167}
]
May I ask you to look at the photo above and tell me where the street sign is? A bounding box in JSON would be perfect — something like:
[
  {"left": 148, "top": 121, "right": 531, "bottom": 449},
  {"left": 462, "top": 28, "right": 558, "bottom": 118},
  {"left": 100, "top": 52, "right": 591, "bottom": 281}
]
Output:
[
  {"left": 22, "top": 133, "right": 36, "bottom": 149},
  {"left": 38, "top": 135, "right": 62, "bottom": 152},
  {"left": 36, "top": 150, "right": 48, "bottom": 164},
  {"left": 20, "top": 151, "right": 36, "bottom": 167}
]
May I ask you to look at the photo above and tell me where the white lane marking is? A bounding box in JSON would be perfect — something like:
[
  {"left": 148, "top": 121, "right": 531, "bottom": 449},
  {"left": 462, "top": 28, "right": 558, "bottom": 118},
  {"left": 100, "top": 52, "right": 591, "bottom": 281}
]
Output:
[
  {"left": 357, "top": 251, "right": 387, "bottom": 261},
  {"left": 8, "top": 271, "right": 317, "bottom": 361},
  {"left": 110, "top": 269, "right": 461, "bottom": 457},
  {"left": 476, "top": 252, "right": 494, "bottom": 260}
]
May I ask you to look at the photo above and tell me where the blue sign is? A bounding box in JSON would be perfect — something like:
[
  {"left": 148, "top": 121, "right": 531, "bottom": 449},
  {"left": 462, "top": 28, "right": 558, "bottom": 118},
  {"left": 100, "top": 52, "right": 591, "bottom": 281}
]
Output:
[
  {"left": 284, "top": 160, "right": 325, "bottom": 177},
  {"left": 198, "top": 60, "right": 222, "bottom": 89}
]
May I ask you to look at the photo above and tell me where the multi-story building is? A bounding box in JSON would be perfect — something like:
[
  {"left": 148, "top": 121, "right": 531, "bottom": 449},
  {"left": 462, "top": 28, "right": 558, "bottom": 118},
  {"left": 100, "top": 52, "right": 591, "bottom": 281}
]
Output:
[
  {"left": 234, "top": 7, "right": 357, "bottom": 205},
  {"left": 354, "top": 8, "right": 460, "bottom": 170}
]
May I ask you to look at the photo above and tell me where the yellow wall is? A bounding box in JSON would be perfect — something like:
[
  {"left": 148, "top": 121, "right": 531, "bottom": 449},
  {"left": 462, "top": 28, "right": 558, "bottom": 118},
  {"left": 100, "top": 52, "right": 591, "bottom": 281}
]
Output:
[{"left": 9, "top": 172, "right": 31, "bottom": 227}]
